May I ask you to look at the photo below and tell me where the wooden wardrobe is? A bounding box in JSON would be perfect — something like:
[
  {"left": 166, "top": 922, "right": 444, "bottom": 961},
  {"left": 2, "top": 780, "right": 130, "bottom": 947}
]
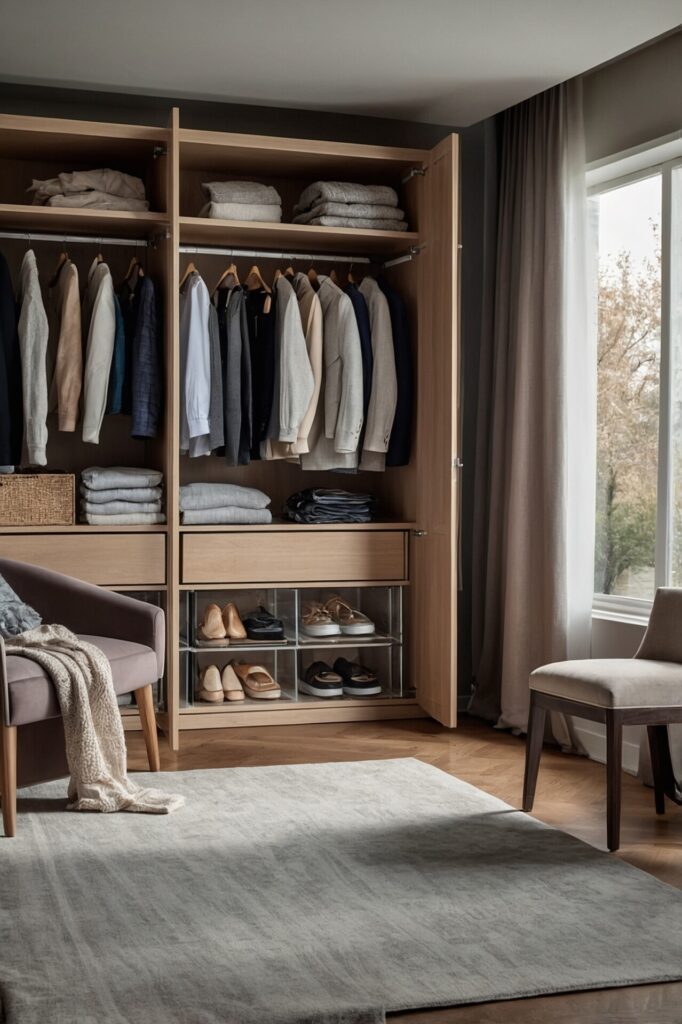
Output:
[{"left": 0, "top": 108, "right": 460, "bottom": 750}]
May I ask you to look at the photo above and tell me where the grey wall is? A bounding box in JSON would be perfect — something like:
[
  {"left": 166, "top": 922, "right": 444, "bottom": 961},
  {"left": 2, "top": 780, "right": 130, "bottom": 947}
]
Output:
[{"left": 583, "top": 28, "right": 682, "bottom": 161}]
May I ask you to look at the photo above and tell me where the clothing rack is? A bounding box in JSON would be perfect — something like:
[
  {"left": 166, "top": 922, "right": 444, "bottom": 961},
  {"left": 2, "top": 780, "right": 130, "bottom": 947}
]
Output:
[
  {"left": 178, "top": 244, "right": 422, "bottom": 269},
  {"left": 0, "top": 230, "right": 149, "bottom": 247}
]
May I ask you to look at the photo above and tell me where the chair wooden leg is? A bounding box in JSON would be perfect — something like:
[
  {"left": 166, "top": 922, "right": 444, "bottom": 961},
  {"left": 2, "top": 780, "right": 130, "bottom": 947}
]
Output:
[
  {"left": 134, "top": 684, "right": 160, "bottom": 772},
  {"left": 647, "top": 725, "right": 667, "bottom": 815},
  {"left": 606, "top": 711, "right": 623, "bottom": 852},
  {"left": 522, "top": 693, "right": 546, "bottom": 812},
  {"left": 0, "top": 722, "right": 17, "bottom": 837}
]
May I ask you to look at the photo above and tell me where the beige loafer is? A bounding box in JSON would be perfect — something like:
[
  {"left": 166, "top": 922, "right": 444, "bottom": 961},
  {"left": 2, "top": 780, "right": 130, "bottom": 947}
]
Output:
[
  {"left": 221, "top": 663, "right": 245, "bottom": 701},
  {"left": 198, "top": 603, "right": 228, "bottom": 642},
  {"left": 231, "top": 662, "right": 281, "bottom": 700},
  {"left": 196, "top": 664, "right": 224, "bottom": 703},
  {"left": 222, "top": 602, "right": 247, "bottom": 640}
]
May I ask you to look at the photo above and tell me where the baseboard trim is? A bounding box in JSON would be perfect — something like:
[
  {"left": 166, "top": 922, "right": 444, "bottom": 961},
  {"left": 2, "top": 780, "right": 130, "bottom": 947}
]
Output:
[{"left": 571, "top": 719, "right": 641, "bottom": 775}]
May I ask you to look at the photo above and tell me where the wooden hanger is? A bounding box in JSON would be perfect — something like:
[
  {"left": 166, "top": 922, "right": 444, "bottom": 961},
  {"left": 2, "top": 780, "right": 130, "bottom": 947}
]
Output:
[
  {"left": 330, "top": 269, "right": 339, "bottom": 285},
  {"left": 212, "top": 262, "right": 239, "bottom": 295},
  {"left": 347, "top": 263, "right": 356, "bottom": 285},
  {"left": 49, "top": 251, "right": 69, "bottom": 288},
  {"left": 124, "top": 256, "right": 145, "bottom": 283},
  {"left": 179, "top": 261, "right": 197, "bottom": 288},
  {"left": 284, "top": 265, "right": 295, "bottom": 279},
  {"left": 307, "top": 266, "right": 318, "bottom": 289},
  {"left": 272, "top": 268, "right": 282, "bottom": 285},
  {"left": 244, "top": 265, "right": 271, "bottom": 293}
]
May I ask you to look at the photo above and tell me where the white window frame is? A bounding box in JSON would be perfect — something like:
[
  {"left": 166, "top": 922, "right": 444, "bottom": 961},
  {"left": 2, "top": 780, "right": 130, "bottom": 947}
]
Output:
[{"left": 587, "top": 131, "right": 682, "bottom": 619}]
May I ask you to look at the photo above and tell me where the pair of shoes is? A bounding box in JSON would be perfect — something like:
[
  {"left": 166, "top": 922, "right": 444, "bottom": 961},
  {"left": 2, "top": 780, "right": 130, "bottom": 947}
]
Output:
[
  {"left": 196, "top": 662, "right": 282, "bottom": 703},
  {"left": 198, "top": 602, "right": 246, "bottom": 643},
  {"left": 301, "top": 596, "right": 375, "bottom": 637},
  {"left": 299, "top": 658, "right": 380, "bottom": 698},
  {"left": 242, "top": 606, "right": 285, "bottom": 641},
  {"left": 197, "top": 663, "right": 245, "bottom": 703}
]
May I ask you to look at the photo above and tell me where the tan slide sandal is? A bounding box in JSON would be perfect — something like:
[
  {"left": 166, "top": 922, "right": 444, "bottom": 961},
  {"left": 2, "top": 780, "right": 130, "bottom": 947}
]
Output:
[
  {"left": 196, "top": 665, "right": 224, "bottom": 703},
  {"left": 221, "top": 663, "right": 245, "bottom": 701},
  {"left": 231, "top": 662, "right": 281, "bottom": 700}
]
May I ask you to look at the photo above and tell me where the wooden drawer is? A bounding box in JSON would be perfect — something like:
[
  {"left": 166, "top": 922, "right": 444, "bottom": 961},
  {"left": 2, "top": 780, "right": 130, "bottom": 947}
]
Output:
[
  {"left": 0, "top": 533, "right": 166, "bottom": 586},
  {"left": 182, "top": 530, "right": 407, "bottom": 585}
]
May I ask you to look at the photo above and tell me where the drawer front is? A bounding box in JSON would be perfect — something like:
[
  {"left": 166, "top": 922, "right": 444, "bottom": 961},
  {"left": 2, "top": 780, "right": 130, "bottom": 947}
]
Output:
[
  {"left": 182, "top": 531, "right": 407, "bottom": 584},
  {"left": 0, "top": 533, "right": 166, "bottom": 586}
]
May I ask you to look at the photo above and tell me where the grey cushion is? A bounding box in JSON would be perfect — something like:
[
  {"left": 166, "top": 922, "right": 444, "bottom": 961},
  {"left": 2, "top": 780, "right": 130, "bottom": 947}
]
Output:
[
  {"left": 7, "top": 634, "right": 158, "bottom": 726},
  {"left": 0, "top": 571, "right": 41, "bottom": 638},
  {"left": 530, "top": 658, "right": 682, "bottom": 708}
]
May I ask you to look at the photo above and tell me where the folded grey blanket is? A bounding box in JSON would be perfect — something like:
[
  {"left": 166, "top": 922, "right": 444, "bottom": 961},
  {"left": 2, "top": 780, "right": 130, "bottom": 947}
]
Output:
[
  {"left": 181, "top": 507, "right": 273, "bottom": 525},
  {"left": 82, "top": 512, "right": 166, "bottom": 525},
  {"left": 82, "top": 466, "right": 163, "bottom": 490},
  {"left": 199, "top": 201, "right": 282, "bottom": 222},
  {"left": 29, "top": 168, "right": 146, "bottom": 202},
  {"left": 80, "top": 484, "right": 163, "bottom": 503},
  {"left": 297, "top": 216, "right": 409, "bottom": 231},
  {"left": 202, "top": 181, "right": 281, "bottom": 205},
  {"left": 295, "top": 181, "right": 398, "bottom": 214},
  {"left": 179, "top": 482, "right": 271, "bottom": 511},
  {"left": 293, "top": 201, "right": 405, "bottom": 224},
  {"left": 80, "top": 499, "right": 163, "bottom": 515}
]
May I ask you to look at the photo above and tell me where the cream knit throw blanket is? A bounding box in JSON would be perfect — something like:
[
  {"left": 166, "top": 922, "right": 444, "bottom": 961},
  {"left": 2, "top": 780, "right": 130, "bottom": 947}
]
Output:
[{"left": 5, "top": 625, "right": 184, "bottom": 814}]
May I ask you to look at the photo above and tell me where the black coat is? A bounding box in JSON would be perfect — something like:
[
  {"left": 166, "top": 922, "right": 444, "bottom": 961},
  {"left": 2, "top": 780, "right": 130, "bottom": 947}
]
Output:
[{"left": 0, "top": 252, "right": 23, "bottom": 467}]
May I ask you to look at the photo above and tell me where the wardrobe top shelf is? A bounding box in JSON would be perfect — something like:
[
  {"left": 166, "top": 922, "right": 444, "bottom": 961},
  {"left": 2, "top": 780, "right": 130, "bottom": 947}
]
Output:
[
  {"left": 178, "top": 521, "right": 416, "bottom": 532},
  {"left": 179, "top": 216, "right": 419, "bottom": 256},
  {"left": 0, "top": 204, "right": 169, "bottom": 239},
  {"left": 0, "top": 113, "right": 168, "bottom": 160},
  {"left": 178, "top": 127, "right": 427, "bottom": 177}
]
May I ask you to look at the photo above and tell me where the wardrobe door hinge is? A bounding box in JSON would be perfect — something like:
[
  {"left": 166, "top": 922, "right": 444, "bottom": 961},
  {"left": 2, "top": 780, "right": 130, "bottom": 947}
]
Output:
[
  {"left": 153, "top": 145, "right": 168, "bottom": 159},
  {"left": 453, "top": 457, "right": 464, "bottom": 470},
  {"left": 401, "top": 166, "right": 427, "bottom": 184}
]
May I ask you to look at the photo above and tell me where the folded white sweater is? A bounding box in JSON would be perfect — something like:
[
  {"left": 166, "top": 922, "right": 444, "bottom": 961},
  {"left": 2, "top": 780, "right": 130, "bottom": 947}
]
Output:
[
  {"left": 181, "top": 507, "right": 272, "bottom": 525},
  {"left": 199, "top": 201, "right": 282, "bottom": 222},
  {"left": 179, "top": 482, "right": 271, "bottom": 511},
  {"left": 201, "top": 181, "right": 281, "bottom": 205}
]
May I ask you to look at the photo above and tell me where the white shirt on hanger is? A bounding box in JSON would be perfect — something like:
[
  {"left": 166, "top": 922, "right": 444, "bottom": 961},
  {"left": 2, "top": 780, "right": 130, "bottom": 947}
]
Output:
[{"left": 82, "top": 257, "right": 116, "bottom": 445}]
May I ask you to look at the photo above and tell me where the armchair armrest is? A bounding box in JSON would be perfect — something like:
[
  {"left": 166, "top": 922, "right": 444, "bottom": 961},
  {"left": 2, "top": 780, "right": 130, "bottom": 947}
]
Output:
[{"left": 0, "top": 559, "right": 165, "bottom": 679}]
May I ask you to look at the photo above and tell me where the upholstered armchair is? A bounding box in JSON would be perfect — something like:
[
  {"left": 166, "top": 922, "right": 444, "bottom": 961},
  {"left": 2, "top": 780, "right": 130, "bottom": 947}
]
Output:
[{"left": 0, "top": 559, "right": 163, "bottom": 837}]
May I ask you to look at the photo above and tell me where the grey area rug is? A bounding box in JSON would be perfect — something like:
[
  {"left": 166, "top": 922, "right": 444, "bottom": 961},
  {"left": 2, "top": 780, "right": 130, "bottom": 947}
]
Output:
[{"left": 2, "top": 758, "right": 681, "bottom": 1024}]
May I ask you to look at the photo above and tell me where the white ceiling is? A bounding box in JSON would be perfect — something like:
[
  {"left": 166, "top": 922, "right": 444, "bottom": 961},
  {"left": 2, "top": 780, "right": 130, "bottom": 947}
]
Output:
[{"left": 2, "top": 1, "right": 680, "bottom": 126}]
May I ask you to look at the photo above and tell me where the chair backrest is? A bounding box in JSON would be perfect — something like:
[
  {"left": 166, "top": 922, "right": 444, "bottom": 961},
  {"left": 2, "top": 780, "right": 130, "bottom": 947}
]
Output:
[{"left": 635, "top": 588, "right": 682, "bottom": 663}]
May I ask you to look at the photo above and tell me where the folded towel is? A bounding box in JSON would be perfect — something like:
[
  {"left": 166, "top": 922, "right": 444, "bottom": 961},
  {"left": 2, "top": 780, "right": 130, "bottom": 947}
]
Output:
[
  {"left": 28, "top": 168, "right": 146, "bottom": 202},
  {"left": 179, "top": 482, "right": 271, "bottom": 511},
  {"left": 48, "top": 193, "right": 150, "bottom": 211},
  {"left": 181, "top": 507, "right": 273, "bottom": 525},
  {"left": 202, "top": 181, "right": 281, "bottom": 205},
  {"left": 199, "top": 201, "right": 282, "bottom": 222},
  {"left": 82, "top": 466, "right": 163, "bottom": 491},
  {"left": 295, "top": 216, "right": 409, "bottom": 231},
  {"left": 80, "top": 485, "right": 163, "bottom": 504},
  {"left": 82, "top": 512, "right": 166, "bottom": 525},
  {"left": 293, "top": 201, "right": 405, "bottom": 224},
  {"left": 295, "top": 181, "right": 398, "bottom": 214},
  {"left": 80, "top": 499, "right": 163, "bottom": 515}
]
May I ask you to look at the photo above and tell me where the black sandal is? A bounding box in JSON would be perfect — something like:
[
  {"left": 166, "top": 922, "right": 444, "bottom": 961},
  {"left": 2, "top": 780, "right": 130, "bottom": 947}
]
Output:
[
  {"left": 333, "top": 658, "right": 381, "bottom": 696},
  {"left": 242, "top": 606, "right": 285, "bottom": 641}
]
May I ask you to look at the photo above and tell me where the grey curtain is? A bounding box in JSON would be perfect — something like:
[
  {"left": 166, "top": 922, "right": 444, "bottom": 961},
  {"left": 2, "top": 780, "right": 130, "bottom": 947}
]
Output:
[{"left": 470, "top": 80, "right": 595, "bottom": 733}]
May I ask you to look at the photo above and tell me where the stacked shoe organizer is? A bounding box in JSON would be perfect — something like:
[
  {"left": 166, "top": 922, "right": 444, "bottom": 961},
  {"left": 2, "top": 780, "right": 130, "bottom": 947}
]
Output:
[{"left": 180, "top": 587, "right": 403, "bottom": 706}]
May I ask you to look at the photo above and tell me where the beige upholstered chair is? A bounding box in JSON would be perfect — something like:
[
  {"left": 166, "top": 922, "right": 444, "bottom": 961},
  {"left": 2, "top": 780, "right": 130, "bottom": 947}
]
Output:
[{"left": 523, "top": 587, "right": 682, "bottom": 851}]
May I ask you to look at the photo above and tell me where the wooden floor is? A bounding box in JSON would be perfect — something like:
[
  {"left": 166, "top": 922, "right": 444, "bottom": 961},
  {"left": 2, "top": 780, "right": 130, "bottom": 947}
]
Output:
[{"left": 127, "top": 715, "right": 682, "bottom": 1024}]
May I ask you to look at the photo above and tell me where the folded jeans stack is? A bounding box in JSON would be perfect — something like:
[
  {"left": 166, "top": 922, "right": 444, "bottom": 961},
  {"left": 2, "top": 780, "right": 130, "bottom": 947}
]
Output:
[
  {"left": 28, "top": 169, "right": 149, "bottom": 212},
  {"left": 180, "top": 482, "right": 272, "bottom": 525},
  {"left": 283, "top": 488, "right": 377, "bottom": 524},
  {"left": 293, "top": 182, "right": 408, "bottom": 231},
  {"left": 80, "top": 466, "right": 165, "bottom": 524},
  {"left": 199, "top": 181, "right": 282, "bottom": 222}
]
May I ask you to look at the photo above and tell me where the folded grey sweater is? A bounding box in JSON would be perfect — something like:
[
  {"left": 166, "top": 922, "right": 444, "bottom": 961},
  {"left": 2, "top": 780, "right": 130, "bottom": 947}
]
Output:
[
  {"left": 82, "top": 512, "right": 166, "bottom": 525},
  {"left": 297, "top": 216, "right": 409, "bottom": 231},
  {"left": 202, "top": 181, "right": 281, "bottom": 205},
  {"left": 293, "top": 201, "right": 405, "bottom": 224},
  {"left": 80, "top": 499, "right": 163, "bottom": 515},
  {"left": 199, "top": 201, "right": 282, "bottom": 222},
  {"left": 80, "top": 484, "right": 163, "bottom": 503},
  {"left": 181, "top": 507, "right": 273, "bottom": 525},
  {"left": 179, "top": 482, "right": 271, "bottom": 511},
  {"left": 82, "top": 466, "right": 163, "bottom": 490},
  {"left": 295, "top": 181, "right": 398, "bottom": 214}
]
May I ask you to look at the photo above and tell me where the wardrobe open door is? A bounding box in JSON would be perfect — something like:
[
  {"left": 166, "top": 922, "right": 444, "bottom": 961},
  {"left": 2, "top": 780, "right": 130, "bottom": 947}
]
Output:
[{"left": 412, "top": 133, "right": 459, "bottom": 727}]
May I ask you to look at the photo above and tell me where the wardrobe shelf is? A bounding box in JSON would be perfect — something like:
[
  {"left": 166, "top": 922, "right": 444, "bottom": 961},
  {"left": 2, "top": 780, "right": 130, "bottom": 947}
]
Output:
[
  {"left": 0, "top": 524, "right": 167, "bottom": 534},
  {"left": 179, "top": 216, "right": 419, "bottom": 256},
  {"left": 181, "top": 634, "right": 398, "bottom": 654},
  {"left": 178, "top": 521, "right": 416, "bottom": 532},
  {"left": 0, "top": 113, "right": 168, "bottom": 161},
  {"left": 0, "top": 204, "right": 170, "bottom": 239},
  {"left": 179, "top": 695, "right": 418, "bottom": 714}
]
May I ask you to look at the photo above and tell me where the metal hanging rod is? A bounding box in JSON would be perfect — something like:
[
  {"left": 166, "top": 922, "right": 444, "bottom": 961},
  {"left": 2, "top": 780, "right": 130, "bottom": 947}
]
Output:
[
  {"left": 0, "top": 230, "right": 150, "bottom": 248},
  {"left": 178, "top": 245, "right": 371, "bottom": 264}
]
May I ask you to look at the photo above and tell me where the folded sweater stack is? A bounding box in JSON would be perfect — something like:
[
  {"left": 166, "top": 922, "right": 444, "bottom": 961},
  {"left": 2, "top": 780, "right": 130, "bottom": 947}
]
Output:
[
  {"left": 293, "top": 182, "right": 408, "bottom": 231},
  {"left": 283, "top": 488, "right": 377, "bottom": 524},
  {"left": 28, "top": 169, "right": 149, "bottom": 212},
  {"left": 180, "top": 482, "right": 272, "bottom": 524},
  {"left": 80, "top": 466, "right": 165, "bottom": 524},
  {"left": 200, "top": 181, "right": 282, "bottom": 222}
]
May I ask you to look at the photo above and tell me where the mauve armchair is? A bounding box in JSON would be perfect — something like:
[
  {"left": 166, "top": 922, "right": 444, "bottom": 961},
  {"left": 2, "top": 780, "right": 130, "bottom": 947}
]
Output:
[{"left": 0, "top": 558, "right": 163, "bottom": 837}]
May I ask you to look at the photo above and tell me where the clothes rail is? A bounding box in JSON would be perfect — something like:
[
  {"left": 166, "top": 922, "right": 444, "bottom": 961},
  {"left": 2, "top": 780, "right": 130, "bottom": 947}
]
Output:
[
  {"left": 178, "top": 245, "right": 372, "bottom": 265},
  {"left": 0, "top": 230, "right": 149, "bottom": 247}
]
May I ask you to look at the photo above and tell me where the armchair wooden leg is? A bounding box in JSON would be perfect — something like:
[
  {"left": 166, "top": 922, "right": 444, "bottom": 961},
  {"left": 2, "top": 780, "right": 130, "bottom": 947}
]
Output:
[
  {"left": 134, "top": 684, "right": 161, "bottom": 772},
  {"left": 647, "top": 725, "right": 667, "bottom": 815},
  {"left": 522, "top": 693, "right": 546, "bottom": 812},
  {"left": 606, "top": 711, "right": 623, "bottom": 852},
  {"left": 0, "top": 722, "right": 17, "bottom": 837}
]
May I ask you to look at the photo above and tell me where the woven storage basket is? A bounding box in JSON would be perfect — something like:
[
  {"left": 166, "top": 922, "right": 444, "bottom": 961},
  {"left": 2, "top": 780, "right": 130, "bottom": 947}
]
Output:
[{"left": 0, "top": 474, "right": 75, "bottom": 526}]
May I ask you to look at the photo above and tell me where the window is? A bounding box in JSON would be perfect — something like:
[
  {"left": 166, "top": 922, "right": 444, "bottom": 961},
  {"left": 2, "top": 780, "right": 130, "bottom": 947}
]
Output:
[{"left": 590, "top": 137, "right": 682, "bottom": 610}]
